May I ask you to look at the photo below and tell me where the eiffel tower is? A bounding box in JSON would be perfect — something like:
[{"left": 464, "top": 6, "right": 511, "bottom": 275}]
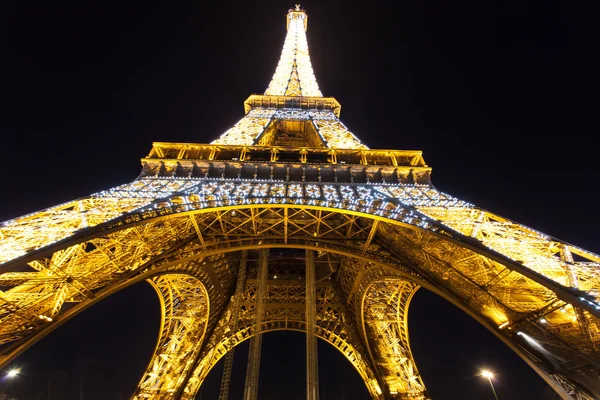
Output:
[{"left": 1, "top": 4, "right": 599, "bottom": 399}]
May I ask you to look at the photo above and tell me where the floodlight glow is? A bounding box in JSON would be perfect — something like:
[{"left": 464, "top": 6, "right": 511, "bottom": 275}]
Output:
[
  {"left": 7, "top": 369, "right": 20, "bottom": 378},
  {"left": 481, "top": 370, "right": 494, "bottom": 379},
  {"left": 480, "top": 369, "right": 499, "bottom": 399},
  {"left": 516, "top": 331, "right": 564, "bottom": 362}
]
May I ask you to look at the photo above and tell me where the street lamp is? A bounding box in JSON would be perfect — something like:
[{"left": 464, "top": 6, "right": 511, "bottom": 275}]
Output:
[
  {"left": 6, "top": 369, "right": 20, "bottom": 379},
  {"left": 480, "top": 369, "right": 499, "bottom": 400},
  {"left": 1, "top": 368, "right": 21, "bottom": 397}
]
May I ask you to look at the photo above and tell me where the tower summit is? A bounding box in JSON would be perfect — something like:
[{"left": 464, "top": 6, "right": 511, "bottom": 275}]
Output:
[
  {"left": 0, "top": 5, "right": 599, "bottom": 400},
  {"left": 209, "top": 4, "right": 368, "bottom": 149},
  {"left": 265, "top": 4, "right": 322, "bottom": 97}
]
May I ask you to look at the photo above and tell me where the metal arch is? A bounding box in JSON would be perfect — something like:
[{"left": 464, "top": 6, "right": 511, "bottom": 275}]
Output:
[
  {"left": 1, "top": 200, "right": 599, "bottom": 398},
  {"left": 0, "top": 243, "right": 235, "bottom": 370},
  {"left": 360, "top": 279, "right": 428, "bottom": 399},
  {"left": 0, "top": 206, "right": 596, "bottom": 350},
  {"left": 133, "top": 274, "right": 210, "bottom": 399},
  {"left": 181, "top": 322, "right": 384, "bottom": 399},
  {"left": 2, "top": 184, "right": 597, "bottom": 321},
  {"left": 374, "top": 223, "right": 600, "bottom": 398},
  {"left": 0, "top": 233, "right": 595, "bottom": 399},
  {"left": 242, "top": 241, "right": 597, "bottom": 399},
  {"left": 0, "top": 180, "right": 482, "bottom": 269},
  {"left": 0, "top": 234, "right": 421, "bottom": 361},
  {"left": 0, "top": 202, "right": 424, "bottom": 349},
  {"left": 175, "top": 248, "right": 387, "bottom": 400}
]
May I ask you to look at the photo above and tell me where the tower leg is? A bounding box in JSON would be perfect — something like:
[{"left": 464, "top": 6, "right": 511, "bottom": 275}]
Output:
[
  {"left": 218, "top": 351, "right": 235, "bottom": 400},
  {"left": 306, "top": 250, "right": 319, "bottom": 400},
  {"left": 219, "top": 251, "right": 248, "bottom": 400},
  {"left": 361, "top": 279, "right": 429, "bottom": 399},
  {"left": 243, "top": 249, "right": 268, "bottom": 400},
  {"left": 132, "top": 274, "right": 210, "bottom": 399},
  {"left": 243, "top": 332, "right": 263, "bottom": 400}
]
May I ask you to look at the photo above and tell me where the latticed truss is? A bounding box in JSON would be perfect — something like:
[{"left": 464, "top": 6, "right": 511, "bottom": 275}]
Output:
[
  {"left": 362, "top": 280, "right": 426, "bottom": 397},
  {"left": 1, "top": 176, "right": 599, "bottom": 398},
  {"left": 264, "top": 5, "right": 321, "bottom": 98},
  {"left": 1, "top": 4, "right": 599, "bottom": 400},
  {"left": 211, "top": 109, "right": 365, "bottom": 149},
  {"left": 134, "top": 274, "right": 210, "bottom": 399},
  {"left": 211, "top": 109, "right": 276, "bottom": 146},
  {"left": 208, "top": 4, "right": 363, "bottom": 149},
  {"left": 181, "top": 266, "right": 386, "bottom": 399}
]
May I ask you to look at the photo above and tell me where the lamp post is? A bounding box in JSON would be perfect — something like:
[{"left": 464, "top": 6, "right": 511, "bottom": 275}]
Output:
[
  {"left": 0, "top": 368, "right": 21, "bottom": 397},
  {"left": 480, "top": 369, "right": 499, "bottom": 400}
]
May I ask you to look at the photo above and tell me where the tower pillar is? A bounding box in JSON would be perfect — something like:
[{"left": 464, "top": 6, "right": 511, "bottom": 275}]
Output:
[
  {"left": 219, "top": 251, "right": 248, "bottom": 400},
  {"left": 306, "top": 250, "right": 319, "bottom": 400},
  {"left": 243, "top": 249, "right": 268, "bottom": 400}
]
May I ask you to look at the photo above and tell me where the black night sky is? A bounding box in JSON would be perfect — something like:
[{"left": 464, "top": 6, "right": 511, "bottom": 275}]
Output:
[{"left": 2, "top": 1, "right": 600, "bottom": 399}]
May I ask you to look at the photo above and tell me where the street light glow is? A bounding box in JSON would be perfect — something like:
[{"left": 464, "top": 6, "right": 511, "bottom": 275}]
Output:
[
  {"left": 6, "top": 369, "right": 20, "bottom": 378},
  {"left": 481, "top": 369, "right": 494, "bottom": 379},
  {"left": 480, "top": 368, "right": 499, "bottom": 400}
]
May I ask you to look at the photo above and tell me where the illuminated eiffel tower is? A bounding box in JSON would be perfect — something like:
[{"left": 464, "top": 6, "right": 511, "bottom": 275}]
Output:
[{"left": 1, "top": 4, "right": 599, "bottom": 400}]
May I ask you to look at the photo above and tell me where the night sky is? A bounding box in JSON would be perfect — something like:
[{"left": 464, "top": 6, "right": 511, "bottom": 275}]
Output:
[{"left": 2, "top": 1, "right": 600, "bottom": 399}]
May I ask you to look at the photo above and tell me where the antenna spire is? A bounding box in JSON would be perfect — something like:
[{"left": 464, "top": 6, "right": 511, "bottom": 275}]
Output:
[{"left": 265, "top": 5, "right": 321, "bottom": 97}]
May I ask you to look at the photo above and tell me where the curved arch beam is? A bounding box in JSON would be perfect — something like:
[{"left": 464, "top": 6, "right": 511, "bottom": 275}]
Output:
[
  {"left": 361, "top": 279, "right": 427, "bottom": 399},
  {"left": 3, "top": 238, "right": 594, "bottom": 398},
  {"left": 0, "top": 239, "right": 427, "bottom": 369},
  {"left": 132, "top": 274, "right": 210, "bottom": 399},
  {"left": 0, "top": 249, "right": 235, "bottom": 370},
  {"left": 182, "top": 323, "right": 383, "bottom": 399},
  {"left": 2, "top": 179, "right": 597, "bottom": 319},
  {"left": 0, "top": 189, "right": 598, "bottom": 397}
]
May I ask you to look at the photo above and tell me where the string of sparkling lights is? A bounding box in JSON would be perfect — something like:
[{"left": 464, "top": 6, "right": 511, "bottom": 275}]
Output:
[
  {"left": 1, "top": 3, "right": 599, "bottom": 398},
  {"left": 3, "top": 175, "right": 598, "bottom": 316},
  {"left": 265, "top": 6, "right": 322, "bottom": 97}
]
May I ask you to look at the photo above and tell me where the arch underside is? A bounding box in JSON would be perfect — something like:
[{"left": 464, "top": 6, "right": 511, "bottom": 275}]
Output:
[
  {"left": 181, "top": 278, "right": 385, "bottom": 399},
  {"left": 362, "top": 280, "right": 426, "bottom": 397},
  {"left": 133, "top": 274, "right": 211, "bottom": 399},
  {"left": 0, "top": 178, "right": 599, "bottom": 399},
  {"left": 178, "top": 267, "right": 432, "bottom": 400}
]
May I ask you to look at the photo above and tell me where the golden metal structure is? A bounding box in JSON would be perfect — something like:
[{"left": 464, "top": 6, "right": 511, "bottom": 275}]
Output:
[
  {"left": 305, "top": 250, "right": 319, "bottom": 400},
  {"left": 218, "top": 251, "right": 247, "bottom": 400},
  {"left": 1, "top": 4, "right": 599, "bottom": 400},
  {"left": 243, "top": 249, "right": 268, "bottom": 400}
]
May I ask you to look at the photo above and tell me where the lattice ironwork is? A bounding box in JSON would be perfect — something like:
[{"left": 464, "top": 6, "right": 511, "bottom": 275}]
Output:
[
  {"left": 133, "top": 274, "right": 210, "bottom": 399},
  {"left": 265, "top": 5, "right": 321, "bottom": 98},
  {"left": 179, "top": 273, "right": 385, "bottom": 400},
  {"left": 218, "top": 251, "right": 247, "bottom": 400},
  {"left": 1, "top": 4, "right": 599, "bottom": 400},
  {"left": 362, "top": 280, "right": 427, "bottom": 398},
  {"left": 305, "top": 250, "right": 319, "bottom": 400}
]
